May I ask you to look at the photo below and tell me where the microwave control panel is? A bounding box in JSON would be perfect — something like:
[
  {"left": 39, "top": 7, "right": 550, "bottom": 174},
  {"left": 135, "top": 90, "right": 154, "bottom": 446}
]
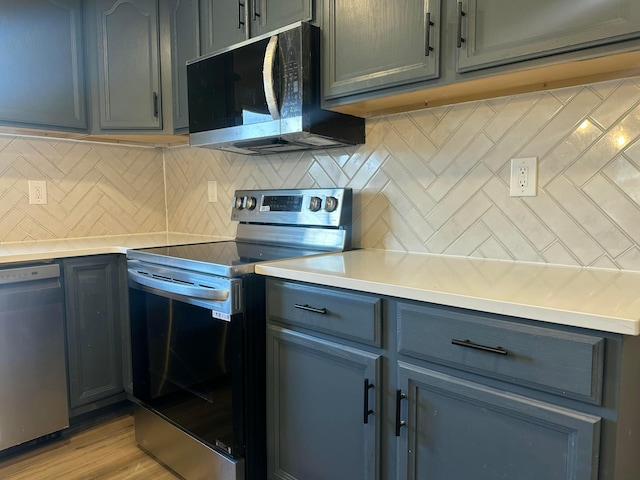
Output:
[{"left": 279, "top": 25, "right": 305, "bottom": 119}]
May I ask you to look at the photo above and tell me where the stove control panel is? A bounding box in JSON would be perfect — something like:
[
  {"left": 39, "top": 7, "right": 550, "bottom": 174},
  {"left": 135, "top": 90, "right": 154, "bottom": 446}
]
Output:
[{"left": 231, "top": 188, "right": 352, "bottom": 227}]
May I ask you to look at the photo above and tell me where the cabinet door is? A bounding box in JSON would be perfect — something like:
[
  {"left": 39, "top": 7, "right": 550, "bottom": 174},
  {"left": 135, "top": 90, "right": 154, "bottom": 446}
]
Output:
[
  {"left": 64, "top": 256, "right": 124, "bottom": 415},
  {"left": 94, "top": 0, "right": 162, "bottom": 129},
  {"left": 0, "top": 0, "right": 87, "bottom": 130},
  {"left": 456, "top": 0, "right": 640, "bottom": 72},
  {"left": 267, "top": 325, "right": 380, "bottom": 480},
  {"left": 168, "top": 0, "right": 199, "bottom": 132},
  {"left": 249, "top": 0, "right": 312, "bottom": 38},
  {"left": 397, "top": 362, "right": 601, "bottom": 480},
  {"left": 323, "top": 0, "right": 440, "bottom": 99},
  {"left": 199, "top": 0, "right": 247, "bottom": 55}
]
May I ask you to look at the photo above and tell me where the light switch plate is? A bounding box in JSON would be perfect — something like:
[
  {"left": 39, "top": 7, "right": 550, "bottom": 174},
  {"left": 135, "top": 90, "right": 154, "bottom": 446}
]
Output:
[{"left": 207, "top": 181, "right": 218, "bottom": 203}]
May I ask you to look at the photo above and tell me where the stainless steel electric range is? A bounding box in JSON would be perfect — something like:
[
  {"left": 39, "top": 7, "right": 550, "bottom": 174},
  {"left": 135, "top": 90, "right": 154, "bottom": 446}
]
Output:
[{"left": 126, "top": 188, "right": 352, "bottom": 480}]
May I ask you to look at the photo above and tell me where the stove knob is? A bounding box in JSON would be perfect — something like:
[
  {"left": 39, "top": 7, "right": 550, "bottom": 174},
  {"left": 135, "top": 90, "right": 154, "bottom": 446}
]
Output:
[
  {"left": 234, "top": 196, "right": 244, "bottom": 210},
  {"left": 324, "top": 196, "right": 338, "bottom": 212},
  {"left": 309, "top": 196, "right": 322, "bottom": 212},
  {"left": 245, "top": 196, "right": 257, "bottom": 210}
]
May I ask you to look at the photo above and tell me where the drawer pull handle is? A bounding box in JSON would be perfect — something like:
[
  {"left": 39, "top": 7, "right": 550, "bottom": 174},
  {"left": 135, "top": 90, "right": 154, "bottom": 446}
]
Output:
[
  {"left": 294, "top": 304, "right": 327, "bottom": 315},
  {"left": 395, "top": 389, "right": 407, "bottom": 436},
  {"left": 451, "top": 338, "right": 508, "bottom": 355},
  {"left": 363, "top": 379, "right": 374, "bottom": 424}
]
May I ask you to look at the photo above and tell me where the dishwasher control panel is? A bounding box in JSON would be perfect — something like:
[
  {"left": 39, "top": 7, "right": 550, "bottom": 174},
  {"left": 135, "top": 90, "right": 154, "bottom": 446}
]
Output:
[{"left": 0, "top": 263, "right": 60, "bottom": 285}]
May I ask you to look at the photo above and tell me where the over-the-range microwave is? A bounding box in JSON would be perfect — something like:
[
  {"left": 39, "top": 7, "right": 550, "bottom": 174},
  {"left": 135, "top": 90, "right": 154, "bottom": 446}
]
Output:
[{"left": 186, "top": 22, "right": 365, "bottom": 155}]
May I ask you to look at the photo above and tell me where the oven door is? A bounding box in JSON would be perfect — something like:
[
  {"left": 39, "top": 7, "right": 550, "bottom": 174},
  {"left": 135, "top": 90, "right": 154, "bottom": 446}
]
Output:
[{"left": 128, "top": 278, "right": 245, "bottom": 459}]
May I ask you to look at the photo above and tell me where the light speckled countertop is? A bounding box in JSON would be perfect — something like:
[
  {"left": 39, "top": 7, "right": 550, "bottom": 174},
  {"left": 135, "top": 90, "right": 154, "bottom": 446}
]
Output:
[
  {"left": 256, "top": 249, "right": 640, "bottom": 336},
  {"left": 0, "top": 233, "right": 229, "bottom": 265},
  {"left": 5, "top": 239, "right": 639, "bottom": 335}
]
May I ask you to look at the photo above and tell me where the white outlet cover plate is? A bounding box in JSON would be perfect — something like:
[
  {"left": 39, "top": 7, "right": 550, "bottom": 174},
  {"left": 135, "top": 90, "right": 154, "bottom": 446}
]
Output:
[
  {"left": 28, "top": 180, "right": 48, "bottom": 205},
  {"left": 509, "top": 157, "right": 538, "bottom": 197}
]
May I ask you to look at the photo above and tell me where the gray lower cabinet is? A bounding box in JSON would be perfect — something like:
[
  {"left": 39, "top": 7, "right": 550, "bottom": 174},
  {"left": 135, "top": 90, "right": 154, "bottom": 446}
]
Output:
[
  {"left": 456, "top": 0, "right": 640, "bottom": 72},
  {"left": 87, "top": 0, "right": 162, "bottom": 130},
  {"left": 267, "top": 326, "right": 380, "bottom": 480},
  {"left": 322, "top": 0, "right": 440, "bottom": 99},
  {"left": 266, "top": 278, "right": 640, "bottom": 480},
  {"left": 0, "top": 0, "right": 87, "bottom": 131},
  {"left": 63, "top": 255, "right": 126, "bottom": 417},
  {"left": 397, "top": 362, "right": 600, "bottom": 480}
]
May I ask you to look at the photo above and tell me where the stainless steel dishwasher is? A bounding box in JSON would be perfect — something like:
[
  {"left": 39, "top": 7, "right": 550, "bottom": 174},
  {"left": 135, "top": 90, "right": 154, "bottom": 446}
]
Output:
[{"left": 0, "top": 263, "right": 69, "bottom": 452}]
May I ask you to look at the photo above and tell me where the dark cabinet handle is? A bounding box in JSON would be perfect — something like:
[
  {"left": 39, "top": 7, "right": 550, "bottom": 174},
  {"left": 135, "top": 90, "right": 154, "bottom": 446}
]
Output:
[
  {"left": 252, "top": 0, "right": 260, "bottom": 19},
  {"left": 153, "top": 92, "right": 158, "bottom": 118},
  {"left": 425, "top": 12, "right": 434, "bottom": 57},
  {"left": 238, "top": 1, "right": 245, "bottom": 28},
  {"left": 294, "top": 304, "right": 327, "bottom": 315},
  {"left": 395, "top": 389, "right": 407, "bottom": 436},
  {"left": 363, "top": 379, "right": 374, "bottom": 424},
  {"left": 451, "top": 338, "right": 508, "bottom": 355},
  {"left": 456, "top": 1, "right": 466, "bottom": 48}
]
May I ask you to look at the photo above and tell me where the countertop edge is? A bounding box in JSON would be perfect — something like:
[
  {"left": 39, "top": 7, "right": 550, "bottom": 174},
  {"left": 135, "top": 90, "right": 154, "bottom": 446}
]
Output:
[
  {"left": 255, "top": 261, "right": 640, "bottom": 336},
  {"left": 0, "top": 233, "right": 230, "bottom": 265}
]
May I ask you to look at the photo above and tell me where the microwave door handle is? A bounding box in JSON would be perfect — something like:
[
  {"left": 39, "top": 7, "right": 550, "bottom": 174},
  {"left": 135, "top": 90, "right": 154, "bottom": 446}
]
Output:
[
  {"left": 263, "top": 35, "right": 280, "bottom": 120},
  {"left": 128, "top": 268, "right": 230, "bottom": 302}
]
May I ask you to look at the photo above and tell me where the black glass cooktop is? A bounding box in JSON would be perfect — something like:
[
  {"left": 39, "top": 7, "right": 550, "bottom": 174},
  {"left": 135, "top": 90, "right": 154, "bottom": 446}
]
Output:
[{"left": 127, "top": 241, "right": 330, "bottom": 278}]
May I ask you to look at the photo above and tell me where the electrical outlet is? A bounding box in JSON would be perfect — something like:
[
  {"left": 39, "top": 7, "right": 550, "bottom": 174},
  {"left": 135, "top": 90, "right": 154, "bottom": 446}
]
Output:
[
  {"left": 207, "top": 181, "right": 218, "bottom": 203},
  {"left": 509, "top": 157, "right": 537, "bottom": 197},
  {"left": 28, "top": 180, "right": 48, "bottom": 205}
]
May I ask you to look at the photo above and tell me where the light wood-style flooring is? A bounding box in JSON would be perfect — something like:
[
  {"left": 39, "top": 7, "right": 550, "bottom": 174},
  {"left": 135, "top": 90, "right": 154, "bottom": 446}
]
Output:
[{"left": 0, "top": 414, "right": 180, "bottom": 479}]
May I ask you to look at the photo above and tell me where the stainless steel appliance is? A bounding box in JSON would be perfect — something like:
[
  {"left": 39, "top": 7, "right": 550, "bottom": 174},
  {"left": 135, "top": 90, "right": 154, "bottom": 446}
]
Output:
[
  {"left": 187, "top": 22, "right": 365, "bottom": 155},
  {"left": 0, "top": 263, "right": 68, "bottom": 453},
  {"left": 127, "top": 188, "right": 352, "bottom": 480}
]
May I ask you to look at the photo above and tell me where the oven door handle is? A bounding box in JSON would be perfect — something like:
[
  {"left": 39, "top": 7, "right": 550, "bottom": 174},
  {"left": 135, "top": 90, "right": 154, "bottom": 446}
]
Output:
[{"left": 128, "top": 269, "right": 230, "bottom": 302}]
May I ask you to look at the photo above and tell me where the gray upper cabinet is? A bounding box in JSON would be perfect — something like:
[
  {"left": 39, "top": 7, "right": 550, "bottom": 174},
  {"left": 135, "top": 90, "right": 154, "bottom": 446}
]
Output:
[
  {"left": 0, "top": 0, "right": 87, "bottom": 130},
  {"left": 456, "top": 0, "right": 640, "bottom": 72},
  {"left": 249, "top": 0, "right": 312, "bottom": 38},
  {"left": 91, "top": 0, "right": 162, "bottom": 130},
  {"left": 168, "top": 0, "right": 200, "bottom": 132},
  {"left": 200, "top": 0, "right": 312, "bottom": 55},
  {"left": 199, "top": 0, "right": 246, "bottom": 55},
  {"left": 323, "top": 0, "right": 440, "bottom": 99}
]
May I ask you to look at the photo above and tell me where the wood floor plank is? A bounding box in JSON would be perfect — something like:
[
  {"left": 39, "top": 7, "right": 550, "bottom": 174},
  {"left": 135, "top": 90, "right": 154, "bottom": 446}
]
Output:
[{"left": 0, "top": 414, "right": 180, "bottom": 480}]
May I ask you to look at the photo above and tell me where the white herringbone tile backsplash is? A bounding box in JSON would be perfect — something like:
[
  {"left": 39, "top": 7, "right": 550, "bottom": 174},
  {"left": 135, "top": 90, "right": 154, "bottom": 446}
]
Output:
[
  {"left": 1, "top": 76, "right": 640, "bottom": 271},
  {"left": 165, "top": 76, "right": 640, "bottom": 271},
  {"left": 0, "top": 137, "right": 166, "bottom": 241}
]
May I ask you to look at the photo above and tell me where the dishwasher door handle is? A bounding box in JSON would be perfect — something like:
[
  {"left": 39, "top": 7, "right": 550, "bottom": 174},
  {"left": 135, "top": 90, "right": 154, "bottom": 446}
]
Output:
[{"left": 128, "top": 269, "right": 230, "bottom": 302}]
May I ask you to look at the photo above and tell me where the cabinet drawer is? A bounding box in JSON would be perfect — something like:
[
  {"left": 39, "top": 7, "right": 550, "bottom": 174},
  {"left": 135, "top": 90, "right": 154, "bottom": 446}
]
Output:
[
  {"left": 397, "top": 302, "right": 605, "bottom": 404},
  {"left": 267, "top": 280, "right": 382, "bottom": 346}
]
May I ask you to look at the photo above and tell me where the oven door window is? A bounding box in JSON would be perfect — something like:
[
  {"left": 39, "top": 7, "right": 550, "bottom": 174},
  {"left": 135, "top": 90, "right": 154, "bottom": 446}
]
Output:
[{"left": 129, "top": 287, "right": 244, "bottom": 458}]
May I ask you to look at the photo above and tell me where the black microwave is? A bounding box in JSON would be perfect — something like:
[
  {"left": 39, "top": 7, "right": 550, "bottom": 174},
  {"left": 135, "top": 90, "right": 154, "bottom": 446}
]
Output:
[{"left": 186, "top": 22, "right": 365, "bottom": 155}]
